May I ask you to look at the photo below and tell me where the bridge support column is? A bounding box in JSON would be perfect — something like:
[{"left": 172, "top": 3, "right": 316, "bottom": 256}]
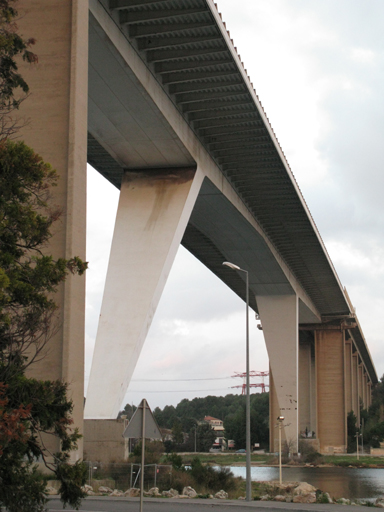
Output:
[
  {"left": 345, "top": 340, "right": 353, "bottom": 414},
  {"left": 358, "top": 364, "right": 364, "bottom": 412},
  {"left": 17, "top": 0, "right": 89, "bottom": 459},
  {"left": 363, "top": 373, "right": 368, "bottom": 410},
  {"left": 299, "top": 334, "right": 316, "bottom": 439},
  {"left": 352, "top": 352, "right": 360, "bottom": 425},
  {"left": 315, "top": 330, "right": 347, "bottom": 453},
  {"left": 257, "top": 295, "right": 298, "bottom": 453},
  {"left": 85, "top": 167, "right": 203, "bottom": 419}
]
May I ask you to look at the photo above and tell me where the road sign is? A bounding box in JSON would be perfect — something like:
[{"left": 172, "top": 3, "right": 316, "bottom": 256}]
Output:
[
  {"left": 122, "top": 399, "right": 162, "bottom": 439},
  {"left": 122, "top": 399, "right": 161, "bottom": 512}
]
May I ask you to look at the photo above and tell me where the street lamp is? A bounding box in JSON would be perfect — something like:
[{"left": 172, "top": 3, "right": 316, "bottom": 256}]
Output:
[
  {"left": 277, "top": 416, "right": 285, "bottom": 484},
  {"left": 222, "top": 261, "right": 251, "bottom": 501}
]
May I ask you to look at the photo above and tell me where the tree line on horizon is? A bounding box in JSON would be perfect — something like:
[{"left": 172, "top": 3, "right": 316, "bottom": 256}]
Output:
[
  {"left": 120, "top": 375, "right": 384, "bottom": 453},
  {"left": 120, "top": 392, "right": 270, "bottom": 451}
]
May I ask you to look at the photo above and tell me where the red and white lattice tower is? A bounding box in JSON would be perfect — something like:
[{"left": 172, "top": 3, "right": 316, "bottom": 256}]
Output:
[{"left": 231, "top": 371, "right": 269, "bottom": 394}]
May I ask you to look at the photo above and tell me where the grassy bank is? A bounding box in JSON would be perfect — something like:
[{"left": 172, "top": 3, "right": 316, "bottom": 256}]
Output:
[
  {"left": 175, "top": 452, "right": 384, "bottom": 467},
  {"left": 322, "top": 455, "right": 384, "bottom": 467},
  {"left": 177, "top": 453, "right": 270, "bottom": 466}
]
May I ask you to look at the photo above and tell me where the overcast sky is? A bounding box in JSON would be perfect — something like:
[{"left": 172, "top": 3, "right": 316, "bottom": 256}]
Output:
[{"left": 85, "top": 0, "right": 384, "bottom": 412}]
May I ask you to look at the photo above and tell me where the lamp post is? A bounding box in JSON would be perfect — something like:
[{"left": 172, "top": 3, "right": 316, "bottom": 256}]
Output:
[
  {"left": 222, "top": 261, "right": 251, "bottom": 501},
  {"left": 356, "top": 431, "right": 362, "bottom": 460},
  {"left": 277, "top": 416, "right": 285, "bottom": 485}
]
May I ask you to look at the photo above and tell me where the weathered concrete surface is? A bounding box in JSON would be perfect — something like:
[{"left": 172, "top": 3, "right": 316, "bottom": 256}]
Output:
[
  {"left": 84, "top": 419, "right": 127, "bottom": 463},
  {"left": 17, "top": 0, "right": 88, "bottom": 460},
  {"left": 257, "top": 295, "right": 298, "bottom": 452},
  {"left": 85, "top": 167, "right": 203, "bottom": 418}
]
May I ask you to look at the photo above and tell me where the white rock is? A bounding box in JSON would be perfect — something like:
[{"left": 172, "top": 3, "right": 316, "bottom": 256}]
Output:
[
  {"left": 98, "top": 486, "right": 113, "bottom": 494},
  {"left": 110, "top": 489, "right": 124, "bottom": 497},
  {"left": 182, "top": 486, "right": 197, "bottom": 498},
  {"left": 274, "top": 495, "right": 286, "bottom": 502},
  {"left": 162, "top": 488, "right": 179, "bottom": 498},
  {"left": 124, "top": 488, "right": 140, "bottom": 497},
  {"left": 215, "top": 490, "right": 228, "bottom": 499},
  {"left": 294, "top": 482, "right": 317, "bottom": 496},
  {"left": 293, "top": 492, "right": 316, "bottom": 503},
  {"left": 147, "top": 487, "right": 161, "bottom": 497}
]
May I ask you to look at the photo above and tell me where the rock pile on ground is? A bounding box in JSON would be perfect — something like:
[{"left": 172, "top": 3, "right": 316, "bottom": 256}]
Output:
[
  {"left": 144, "top": 487, "right": 162, "bottom": 497},
  {"left": 72, "top": 484, "right": 228, "bottom": 499},
  {"left": 125, "top": 488, "right": 140, "bottom": 497},
  {"left": 49, "top": 480, "right": 382, "bottom": 506},
  {"left": 162, "top": 488, "right": 179, "bottom": 497},
  {"left": 256, "top": 482, "right": 319, "bottom": 504}
]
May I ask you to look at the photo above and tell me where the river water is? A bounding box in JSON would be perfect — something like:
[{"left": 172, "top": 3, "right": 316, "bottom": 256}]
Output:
[{"left": 226, "top": 466, "right": 384, "bottom": 501}]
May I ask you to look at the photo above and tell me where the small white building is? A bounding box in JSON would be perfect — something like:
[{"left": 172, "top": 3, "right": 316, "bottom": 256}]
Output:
[{"left": 204, "top": 416, "right": 226, "bottom": 450}]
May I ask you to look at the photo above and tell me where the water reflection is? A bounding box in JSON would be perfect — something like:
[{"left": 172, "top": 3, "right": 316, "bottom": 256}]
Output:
[{"left": 227, "top": 466, "right": 384, "bottom": 500}]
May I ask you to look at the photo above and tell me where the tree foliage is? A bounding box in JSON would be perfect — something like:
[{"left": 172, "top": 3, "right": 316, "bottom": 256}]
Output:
[
  {"left": 187, "top": 456, "right": 236, "bottom": 493},
  {"left": 0, "top": 140, "right": 86, "bottom": 373},
  {"left": 171, "top": 419, "right": 184, "bottom": 444},
  {"left": 0, "top": 1, "right": 87, "bottom": 510},
  {"left": 343, "top": 376, "right": 384, "bottom": 450},
  {"left": 129, "top": 440, "right": 163, "bottom": 465},
  {"left": 118, "top": 402, "right": 137, "bottom": 420},
  {"left": 224, "top": 393, "right": 269, "bottom": 449},
  {"left": 360, "top": 375, "right": 384, "bottom": 449},
  {"left": 0, "top": 143, "right": 87, "bottom": 510},
  {"left": 0, "top": 0, "right": 37, "bottom": 139},
  {"left": 149, "top": 392, "right": 270, "bottom": 451},
  {"left": 195, "top": 422, "right": 216, "bottom": 452}
]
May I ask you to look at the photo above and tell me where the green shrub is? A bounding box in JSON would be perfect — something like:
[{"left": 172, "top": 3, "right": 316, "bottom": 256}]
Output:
[
  {"left": 185, "top": 457, "right": 237, "bottom": 494},
  {"left": 166, "top": 453, "right": 183, "bottom": 470},
  {"left": 170, "top": 469, "right": 194, "bottom": 493},
  {"left": 316, "top": 491, "right": 331, "bottom": 503}
]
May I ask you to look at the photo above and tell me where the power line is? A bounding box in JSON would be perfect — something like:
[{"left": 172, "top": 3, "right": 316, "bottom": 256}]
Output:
[
  {"left": 128, "top": 387, "right": 234, "bottom": 393},
  {"left": 132, "top": 377, "right": 232, "bottom": 382}
]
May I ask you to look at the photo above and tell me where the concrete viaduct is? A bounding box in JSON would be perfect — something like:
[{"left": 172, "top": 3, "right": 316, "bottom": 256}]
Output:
[{"left": 18, "top": 0, "right": 376, "bottom": 458}]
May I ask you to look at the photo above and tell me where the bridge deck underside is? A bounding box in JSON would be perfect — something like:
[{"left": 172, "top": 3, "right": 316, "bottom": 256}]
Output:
[{"left": 87, "top": 0, "right": 376, "bottom": 382}]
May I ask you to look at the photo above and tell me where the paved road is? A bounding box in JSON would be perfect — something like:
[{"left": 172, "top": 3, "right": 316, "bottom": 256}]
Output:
[{"left": 47, "top": 496, "right": 372, "bottom": 512}]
